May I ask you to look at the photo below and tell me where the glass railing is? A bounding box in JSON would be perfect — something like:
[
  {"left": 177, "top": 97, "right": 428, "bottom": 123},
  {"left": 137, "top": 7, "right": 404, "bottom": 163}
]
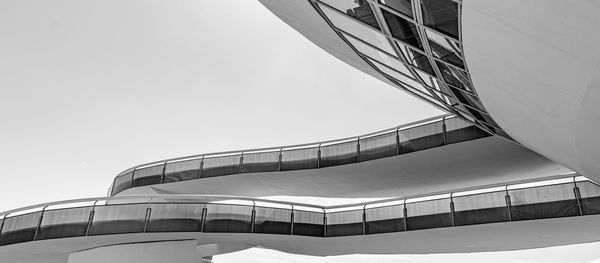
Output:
[
  {"left": 111, "top": 115, "right": 491, "bottom": 195},
  {"left": 2, "top": 174, "right": 598, "bottom": 247}
]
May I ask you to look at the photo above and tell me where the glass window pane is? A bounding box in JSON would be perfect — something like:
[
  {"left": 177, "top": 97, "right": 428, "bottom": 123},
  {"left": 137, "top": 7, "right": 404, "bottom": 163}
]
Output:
[
  {"left": 319, "top": 3, "right": 396, "bottom": 55},
  {"left": 382, "top": 9, "right": 423, "bottom": 49},
  {"left": 578, "top": 181, "right": 600, "bottom": 215},
  {"left": 368, "top": 57, "right": 430, "bottom": 97},
  {"left": 379, "top": 0, "right": 413, "bottom": 18},
  {"left": 344, "top": 32, "right": 412, "bottom": 76},
  {"left": 406, "top": 198, "right": 452, "bottom": 230},
  {"left": 365, "top": 205, "right": 405, "bottom": 234},
  {"left": 203, "top": 204, "right": 252, "bottom": 233},
  {"left": 241, "top": 151, "right": 280, "bottom": 173},
  {"left": 254, "top": 207, "right": 292, "bottom": 235},
  {"left": 88, "top": 204, "right": 147, "bottom": 235},
  {"left": 398, "top": 121, "right": 444, "bottom": 154},
  {"left": 320, "top": 141, "right": 358, "bottom": 167},
  {"left": 131, "top": 164, "right": 164, "bottom": 187},
  {"left": 421, "top": 0, "right": 459, "bottom": 39},
  {"left": 202, "top": 155, "right": 241, "bottom": 178},
  {"left": 147, "top": 203, "right": 203, "bottom": 232},
  {"left": 164, "top": 159, "right": 201, "bottom": 183},
  {"left": 509, "top": 183, "right": 579, "bottom": 221},
  {"left": 320, "top": 0, "right": 381, "bottom": 29},
  {"left": 359, "top": 132, "right": 398, "bottom": 161},
  {"left": 112, "top": 171, "right": 133, "bottom": 195},
  {"left": 280, "top": 147, "right": 319, "bottom": 171},
  {"left": 426, "top": 29, "right": 463, "bottom": 68},
  {"left": 436, "top": 60, "right": 472, "bottom": 92},
  {"left": 292, "top": 210, "right": 324, "bottom": 237},
  {"left": 444, "top": 117, "right": 489, "bottom": 144},
  {"left": 37, "top": 206, "right": 93, "bottom": 240},
  {"left": 449, "top": 86, "right": 485, "bottom": 112},
  {"left": 453, "top": 191, "right": 509, "bottom": 226},
  {"left": 326, "top": 210, "right": 363, "bottom": 237},
  {"left": 0, "top": 212, "right": 41, "bottom": 245}
]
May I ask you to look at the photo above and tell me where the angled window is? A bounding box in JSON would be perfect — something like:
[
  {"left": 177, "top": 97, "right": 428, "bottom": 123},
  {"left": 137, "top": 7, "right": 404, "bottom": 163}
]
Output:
[
  {"left": 426, "top": 29, "right": 464, "bottom": 68},
  {"left": 421, "top": 0, "right": 459, "bottom": 39},
  {"left": 381, "top": 9, "right": 423, "bottom": 49},
  {"left": 379, "top": 0, "right": 413, "bottom": 18},
  {"left": 320, "top": 0, "right": 381, "bottom": 29}
]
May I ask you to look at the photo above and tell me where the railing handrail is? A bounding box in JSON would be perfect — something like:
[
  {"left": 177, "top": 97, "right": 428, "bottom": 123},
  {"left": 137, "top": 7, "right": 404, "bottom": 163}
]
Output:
[
  {"left": 1, "top": 172, "right": 581, "bottom": 217},
  {"left": 115, "top": 114, "right": 452, "bottom": 175}
]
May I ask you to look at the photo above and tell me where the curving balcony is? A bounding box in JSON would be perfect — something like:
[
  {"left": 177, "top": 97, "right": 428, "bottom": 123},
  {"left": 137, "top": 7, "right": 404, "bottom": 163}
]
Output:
[
  {"left": 111, "top": 115, "right": 491, "bottom": 196},
  {"left": 3, "top": 174, "right": 600, "bottom": 258}
]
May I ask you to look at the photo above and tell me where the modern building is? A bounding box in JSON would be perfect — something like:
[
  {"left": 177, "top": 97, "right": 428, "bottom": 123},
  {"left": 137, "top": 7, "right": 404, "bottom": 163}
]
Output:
[{"left": 1, "top": 0, "right": 599, "bottom": 262}]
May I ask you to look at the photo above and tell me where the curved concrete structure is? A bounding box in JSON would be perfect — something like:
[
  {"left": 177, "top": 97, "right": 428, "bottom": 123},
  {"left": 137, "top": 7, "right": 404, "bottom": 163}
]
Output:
[{"left": 461, "top": 0, "right": 600, "bottom": 182}]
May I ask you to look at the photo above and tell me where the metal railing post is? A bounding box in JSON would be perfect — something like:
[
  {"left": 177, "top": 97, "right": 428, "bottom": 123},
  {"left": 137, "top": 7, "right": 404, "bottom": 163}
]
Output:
[
  {"left": 505, "top": 186, "right": 512, "bottom": 221},
  {"left": 0, "top": 214, "right": 6, "bottom": 235},
  {"left": 200, "top": 198, "right": 208, "bottom": 232},
  {"left": 395, "top": 128, "right": 401, "bottom": 155},
  {"left": 322, "top": 208, "right": 327, "bottom": 237},
  {"left": 402, "top": 200, "right": 408, "bottom": 231},
  {"left": 278, "top": 148, "right": 283, "bottom": 172},
  {"left": 356, "top": 137, "right": 361, "bottom": 163},
  {"left": 442, "top": 116, "right": 448, "bottom": 145},
  {"left": 197, "top": 156, "right": 205, "bottom": 179},
  {"left": 573, "top": 176, "right": 583, "bottom": 216},
  {"left": 33, "top": 206, "right": 48, "bottom": 241},
  {"left": 250, "top": 201, "right": 256, "bottom": 233},
  {"left": 362, "top": 205, "right": 367, "bottom": 235},
  {"left": 159, "top": 162, "right": 167, "bottom": 184},
  {"left": 85, "top": 200, "right": 100, "bottom": 236},
  {"left": 143, "top": 198, "right": 153, "bottom": 233},
  {"left": 317, "top": 144, "right": 322, "bottom": 168},
  {"left": 239, "top": 153, "right": 244, "bottom": 174},
  {"left": 290, "top": 205, "right": 294, "bottom": 235},
  {"left": 128, "top": 169, "right": 136, "bottom": 189},
  {"left": 449, "top": 193, "right": 455, "bottom": 227}
]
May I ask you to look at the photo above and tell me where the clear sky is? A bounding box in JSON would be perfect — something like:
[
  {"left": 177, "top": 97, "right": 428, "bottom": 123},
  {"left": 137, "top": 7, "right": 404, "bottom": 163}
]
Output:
[{"left": 0, "top": 0, "right": 598, "bottom": 262}]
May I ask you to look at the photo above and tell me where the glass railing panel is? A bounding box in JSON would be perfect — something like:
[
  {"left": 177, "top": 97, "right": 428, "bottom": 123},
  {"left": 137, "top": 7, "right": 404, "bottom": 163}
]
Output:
[
  {"left": 146, "top": 203, "right": 203, "bottom": 232},
  {"left": 241, "top": 151, "right": 280, "bottom": 174},
  {"left": 112, "top": 171, "right": 133, "bottom": 195},
  {"left": 444, "top": 117, "right": 489, "bottom": 144},
  {"left": 359, "top": 131, "right": 398, "bottom": 161},
  {"left": 398, "top": 121, "right": 444, "bottom": 154},
  {"left": 36, "top": 206, "right": 93, "bottom": 240},
  {"left": 0, "top": 212, "right": 41, "bottom": 245},
  {"left": 280, "top": 147, "right": 319, "bottom": 171},
  {"left": 88, "top": 204, "right": 147, "bottom": 235},
  {"left": 577, "top": 181, "right": 600, "bottom": 215},
  {"left": 453, "top": 191, "right": 508, "bottom": 226},
  {"left": 164, "top": 159, "right": 201, "bottom": 183},
  {"left": 405, "top": 198, "right": 452, "bottom": 230},
  {"left": 508, "top": 183, "right": 579, "bottom": 221},
  {"left": 320, "top": 0, "right": 381, "bottom": 29},
  {"left": 318, "top": 3, "right": 396, "bottom": 55},
  {"left": 420, "top": 0, "right": 459, "bottom": 39},
  {"left": 320, "top": 141, "right": 358, "bottom": 167},
  {"left": 203, "top": 204, "right": 252, "bottom": 233},
  {"left": 365, "top": 205, "right": 405, "bottom": 234},
  {"left": 202, "top": 155, "right": 241, "bottom": 178},
  {"left": 131, "top": 164, "right": 164, "bottom": 187},
  {"left": 326, "top": 210, "right": 363, "bottom": 237},
  {"left": 292, "top": 210, "right": 324, "bottom": 237},
  {"left": 253, "top": 207, "right": 292, "bottom": 235}
]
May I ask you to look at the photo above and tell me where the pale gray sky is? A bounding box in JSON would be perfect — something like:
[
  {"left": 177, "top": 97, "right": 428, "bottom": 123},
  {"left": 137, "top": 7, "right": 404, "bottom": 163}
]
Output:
[{"left": 0, "top": 0, "right": 598, "bottom": 262}]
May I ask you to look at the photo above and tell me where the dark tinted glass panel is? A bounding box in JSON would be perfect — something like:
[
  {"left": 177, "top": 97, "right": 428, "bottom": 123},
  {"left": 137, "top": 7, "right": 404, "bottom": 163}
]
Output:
[
  {"left": 436, "top": 61, "right": 472, "bottom": 92},
  {"left": 444, "top": 117, "right": 489, "bottom": 144},
  {"left": 453, "top": 191, "right": 509, "bottom": 226},
  {"left": 577, "top": 181, "right": 600, "bottom": 215},
  {"left": 147, "top": 203, "right": 203, "bottom": 232},
  {"left": 88, "top": 204, "right": 147, "bottom": 235},
  {"left": 131, "top": 164, "right": 164, "bottom": 187},
  {"left": 398, "top": 121, "right": 444, "bottom": 154},
  {"left": 254, "top": 207, "right": 291, "bottom": 235},
  {"left": 359, "top": 132, "right": 398, "bottom": 161},
  {"left": 365, "top": 205, "right": 405, "bottom": 234},
  {"left": 164, "top": 159, "right": 201, "bottom": 183},
  {"left": 421, "top": 0, "right": 459, "bottom": 39},
  {"left": 321, "top": 0, "right": 380, "bottom": 29},
  {"left": 0, "top": 212, "right": 41, "bottom": 245},
  {"left": 203, "top": 204, "right": 251, "bottom": 233},
  {"left": 382, "top": 9, "right": 423, "bottom": 49},
  {"left": 509, "top": 183, "right": 579, "bottom": 221},
  {"left": 36, "top": 207, "right": 93, "bottom": 240},
  {"left": 202, "top": 155, "right": 241, "bottom": 178},
  {"left": 241, "top": 151, "right": 280, "bottom": 173},
  {"left": 292, "top": 210, "right": 324, "bottom": 237},
  {"left": 428, "top": 37, "right": 463, "bottom": 68},
  {"left": 281, "top": 147, "right": 318, "bottom": 171},
  {"left": 326, "top": 210, "right": 363, "bottom": 237},
  {"left": 112, "top": 171, "right": 133, "bottom": 195},
  {"left": 320, "top": 141, "right": 358, "bottom": 167},
  {"left": 406, "top": 198, "right": 452, "bottom": 230},
  {"left": 448, "top": 87, "right": 486, "bottom": 113},
  {"left": 380, "top": 0, "right": 413, "bottom": 18}
]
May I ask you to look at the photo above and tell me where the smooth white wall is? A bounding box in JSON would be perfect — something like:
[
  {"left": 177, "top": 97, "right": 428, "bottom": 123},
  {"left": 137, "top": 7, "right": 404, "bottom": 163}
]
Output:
[
  {"left": 68, "top": 240, "right": 197, "bottom": 263},
  {"left": 462, "top": 0, "right": 600, "bottom": 181}
]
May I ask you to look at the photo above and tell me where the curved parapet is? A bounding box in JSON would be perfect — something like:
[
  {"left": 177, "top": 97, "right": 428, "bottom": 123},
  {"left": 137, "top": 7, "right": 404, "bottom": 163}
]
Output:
[{"left": 2, "top": 174, "right": 600, "bottom": 262}]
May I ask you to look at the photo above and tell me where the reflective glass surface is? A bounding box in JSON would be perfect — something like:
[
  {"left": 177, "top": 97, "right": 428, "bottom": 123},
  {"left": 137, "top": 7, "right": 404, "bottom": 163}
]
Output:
[
  {"left": 327, "top": 210, "right": 363, "bottom": 237},
  {"left": 281, "top": 147, "right": 319, "bottom": 171},
  {"left": 420, "top": 0, "right": 459, "bottom": 39},
  {"left": 577, "top": 181, "right": 600, "bottom": 215},
  {"left": 241, "top": 151, "right": 281, "bottom": 173},
  {"left": 359, "top": 132, "right": 398, "bottom": 161},
  {"left": 202, "top": 155, "right": 241, "bottom": 178},
  {"left": 398, "top": 121, "right": 444, "bottom": 153},
  {"left": 453, "top": 191, "right": 509, "bottom": 226},
  {"left": 320, "top": 0, "right": 381, "bottom": 29},
  {"left": 380, "top": 0, "right": 413, "bottom": 18},
  {"left": 203, "top": 204, "right": 252, "bottom": 233},
  {"left": 254, "top": 207, "right": 292, "bottom": 234},
  {"left": 426, "top": 29, "right": 463, "bottom": 68},
  {"left": 292, "top": 210, "right": 324, "bottom": 237},
  {"left": 509, "top": 183, "right": 579, "bottom": 221},
  {"left": 131, "top": 164, "right": 164, "bottom": 187},
  {"left": 405, "top": 198, "right": 452, "bottom": 230},
  {"left": 88, "top": 204, "right": 147, "bottom": 235},
  {"left": 365, "top": 205, "right": 405, "bottom": 234},
  {"left": 164, "top": 159, "right": 201, "bottom": 183},
  {"left": 320, "top": 141, "right": 358, "bottom": 167},
  {"left": 37, "top": 206, "right": 93, "bottom": 240},
  {"left": 112, "top": 171, "right": 133, "bottom": 195},
  {"left": 382, "top": 9, "right": 423, "bottom": 49},
  {"left": 147, "top": 203, "right": 203, "bottom": 232},
  {"left": 0, "top": 212, "right": 41, "bottom": 245}
]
